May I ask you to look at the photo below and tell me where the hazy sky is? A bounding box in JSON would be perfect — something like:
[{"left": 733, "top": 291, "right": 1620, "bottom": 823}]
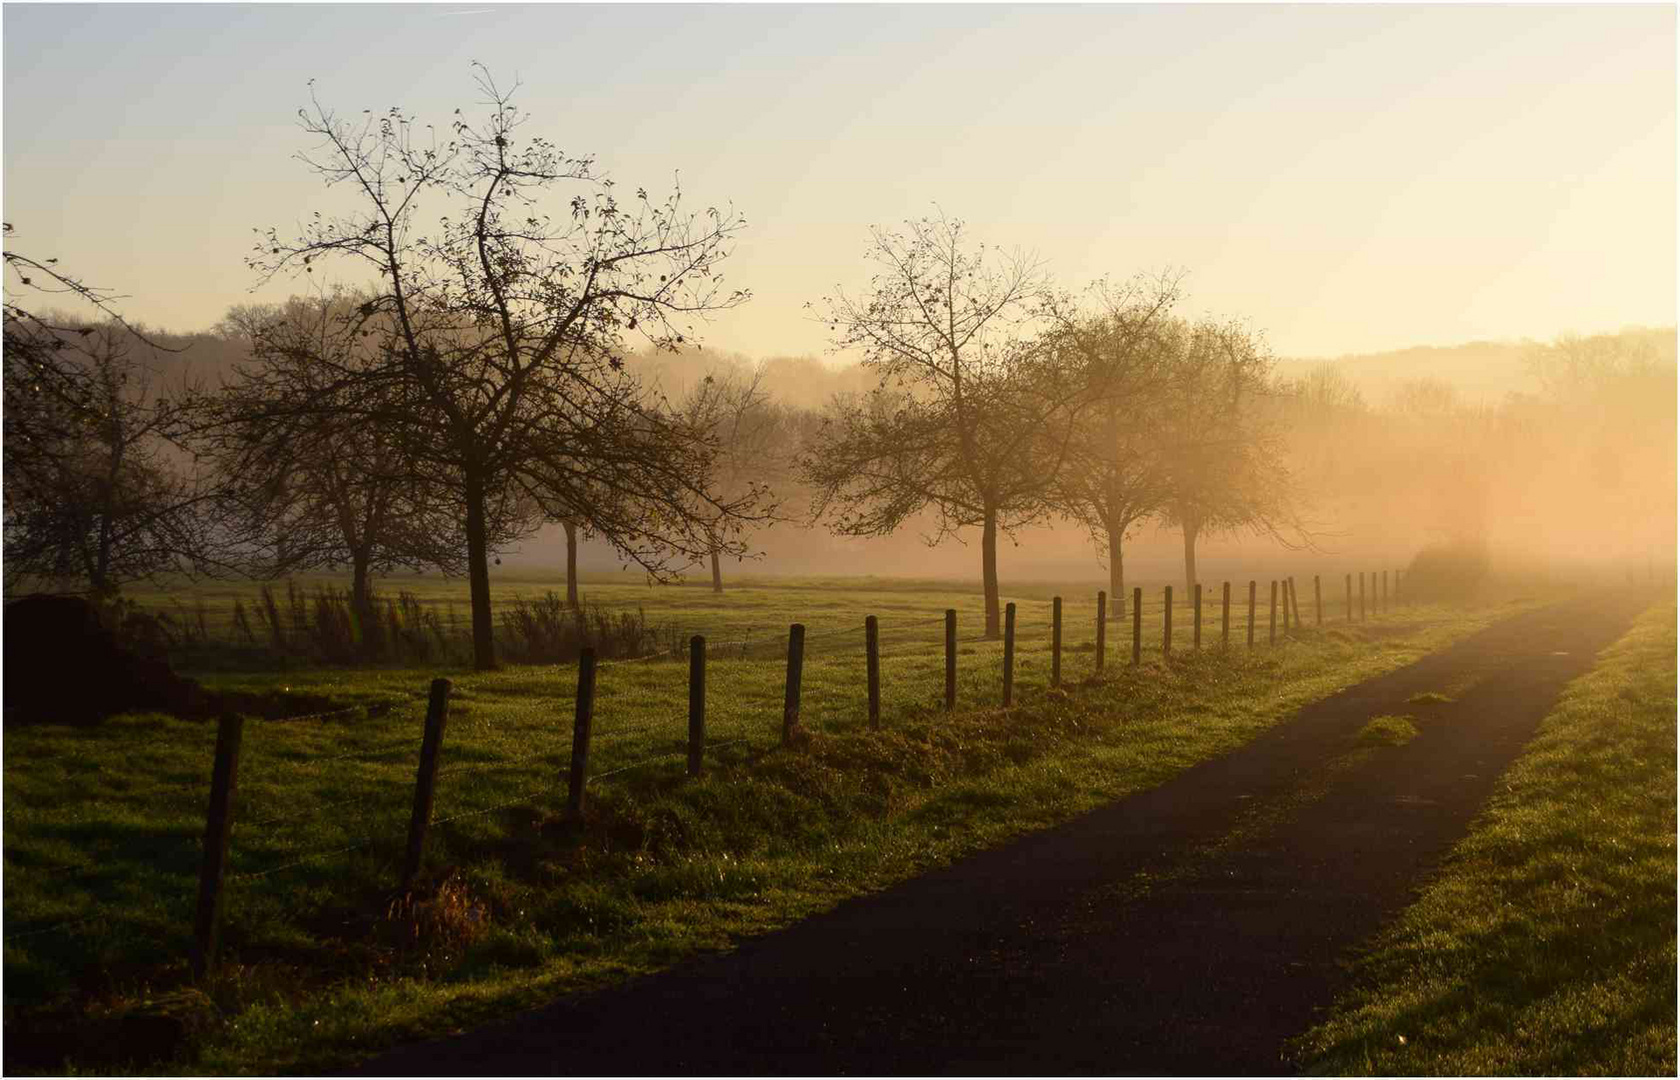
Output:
[{"left": 4, "top": 3, "right": 1674, "bottom": 360}]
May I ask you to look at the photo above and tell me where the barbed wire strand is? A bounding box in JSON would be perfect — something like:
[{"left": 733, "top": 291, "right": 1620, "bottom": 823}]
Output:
[
  {"left": 430, "top": 787, "right": 549, "bottom": 827},
  {"left": 3, "top": 912, "right": 108, "bottom": 943},
  {"left": 587, "top": 751, "right": 686, "bottom": 785},
  {"left": 434, "top": 749, "right": 557, "bottom": 781},
  {"left": 239, "top": 786, "right": 409, "bottom": 831},
  {"left": 228, "top": 835, "right": 388, "bottom": 882}
]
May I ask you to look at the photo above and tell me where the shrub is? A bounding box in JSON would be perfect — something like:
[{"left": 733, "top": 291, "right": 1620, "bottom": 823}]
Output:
[{"left": 1404, "top": 542, "right": 1490, "bottom": 602}]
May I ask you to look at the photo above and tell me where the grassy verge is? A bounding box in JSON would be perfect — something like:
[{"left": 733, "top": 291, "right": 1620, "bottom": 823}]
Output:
[
  {"left": 1289, "top": 602, "right": 1677, "bottom": 1076},
  {"left": 3, "top": 584, "right": 1529, "bottom": 1074}
]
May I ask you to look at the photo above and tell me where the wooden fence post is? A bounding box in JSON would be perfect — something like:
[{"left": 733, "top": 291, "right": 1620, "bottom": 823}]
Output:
[
  {"left": 1003, "top": 602, "right": 1016, "bottom": 706},
  {"left": 567, "top": 651, "right": 596, "bottom": 819},
  {"left": 1247, "top": 580, "right": 1256, "bottom": 648},
  {"left": 1314, "top": 574, "right": 1322, "bottom": 625},
  {"left": 1095, "top": 591, "right": 1106, "bottom": 672},
  {"left": 865, "top": 615, "right": 881, "bottom": 729},
  {"left": 1221, "top": 581, "right": 1231, "bottom": 649},
  {"left": 1193, "top": 583, "right": 1202, "bottom": 650},
  {"left": 783, "top": 623, "right": 806, "bottom": 742},
  {"left": 191, "top": 712, "right": 244, "bottom": 980},
  {"left": 1360, "top": 572, "right": 1367, "bottom": 622},
  {"left": 687, "top": 636, "right": 706, "bottom": 778},
  {"left": 1163, "top": 585, "right": 1173, "bottom": 658},
  {"left": 944, "top": 609, "right": 957, "bottom": 712},
  {"left": 1290, "top": 577, "right": 1302, "bottom": 627},
  {"left": 1280, "top": 579, "right": 1290, "bottom": 633},
  {"left": 947, "top": 611, "right": 960, "bottom": 715},
  {"left": 1131, "top": 587, "right": 1142, "bottom": 666},
  {"left": 401, "top": 678, "right": 451, "bottom": 890},
  {"left": 1383, "top": 569, "right": 1389, "bottom": 613},
  {"left": 1346, "top": 573, "right": 1353, "bottom": 622},
  {"left": 1051, "top": 596, "right": 1063, "bottom": 687},
  {"left": 1269, "top": 580, "right": 1278, "bottom": 645}
]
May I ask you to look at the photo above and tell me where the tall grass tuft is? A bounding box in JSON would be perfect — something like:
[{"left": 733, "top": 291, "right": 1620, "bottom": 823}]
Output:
[{"left": 498, "top": 592, "right": 675, "bottom": 663}]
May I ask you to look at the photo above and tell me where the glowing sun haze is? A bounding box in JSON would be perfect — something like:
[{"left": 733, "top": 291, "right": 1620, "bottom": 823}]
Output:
[{"left": 4, "top": 2, "right": 1673, "bottom": 360}]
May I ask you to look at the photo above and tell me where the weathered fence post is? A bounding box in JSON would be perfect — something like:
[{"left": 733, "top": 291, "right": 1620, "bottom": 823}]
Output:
[
  {"left": 1131, "top": 587, "right": 1142, "bottom": 666},
  {"left": 1314, "top": 574, "right": 1322, "bottom": 625},
  {"left": 1383, "top": 569, "right": 1389, "bottom": 613},
  {"left": 567, "top": 651, "right": 596, "bottom": 819},
  {"left": 1051, "top": 596, "right": 1063, "bottom": 687},
  {"left": 401, "top": 678, "right": 452, "bottom": 890},
  {"left": 1346, "top": 573, "right": 1353, "bottom": 622},
  {"left": 1163, "top": 585, "right": 1173, "bottom": 658},
  {"left": 783, "top": 624, "right": 806, "bottom": 743},
  {"left": 1360, "top": 572, "right": 1367, "bottom": 622},
  {"left": 192, "top": 712, "right": 245, "bottom": 980},
  {"left": 1003, "top": 602, "right": 1016, "bottom": 707},
  {"left": 1193, "top": 583, "right": 1202, "bottom": 650},
  {"left": 944, "top": 609, "right": 957, "bottom": 712},
  {"left": 1290, "top": 577, "right": 1302, "bottom": 627},
  {"left": 865, "top": 615, "right": 881, "bottom": 729},
  {"left": 1095, "top": 591, "right": 1106, "bottom": 672},
  {"left": 1247, "top": 580, "right": 1257, "bottom": 648},
  {"left": 687, "top": 636, "right": 706, "bottom": 778},
  {"left": 1280, "top": 579, "right": 1290, "bottom": 633},
  {"left": 1221, "top": 581, "right": 1231, "bottom": 649},
  {"left": 1269, "top": 580, "right": 1278, "bottom": 645}
]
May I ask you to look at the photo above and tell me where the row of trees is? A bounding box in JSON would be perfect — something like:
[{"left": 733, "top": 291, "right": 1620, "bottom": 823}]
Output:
[
  {"left": 802, "top": 215, "right": 1303, "bottom": 638},
  {"left": 24, "top": 69, "right": 1658, "bottom": 668},
  {"left": 0, "top": 72, "right": 1308, "bottom": 660},
  {"left": 5, "top": 71, "right": 780, "bottom": 669}
]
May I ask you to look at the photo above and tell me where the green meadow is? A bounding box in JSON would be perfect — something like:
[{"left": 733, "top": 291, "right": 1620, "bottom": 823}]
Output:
[{"left": 3, "top": 574, "right": 1531, "bottom": 1073}]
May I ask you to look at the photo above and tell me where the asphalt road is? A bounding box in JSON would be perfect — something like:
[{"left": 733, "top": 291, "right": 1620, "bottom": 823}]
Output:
[{"left": 354, "top": 593, "right": 1643, "bottom": 1076}]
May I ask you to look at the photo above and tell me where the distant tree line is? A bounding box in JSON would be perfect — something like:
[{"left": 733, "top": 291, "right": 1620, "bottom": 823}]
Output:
[{"left": 5, "top": 71, "right": 1674, "bottom": 663}]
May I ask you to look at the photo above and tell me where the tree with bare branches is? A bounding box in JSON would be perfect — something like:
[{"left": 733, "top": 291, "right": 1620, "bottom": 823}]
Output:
[
  {"left": 2, "top": 319, "right": 229, "bottom": 596},
  {"left": 208, "top": 294, "right": 525, "bottom": 646},
  {"left": 1041, "top": 275, "right": 1182, "bottom": 615},
  {"left": 249, "top": 68, "right": 766, "bottom": 668},
  {"left": 803, "top": 215, "right": 1070, "bottom": 638},
  {"left": 678, "top": 364, "right": 795, "bottom": 592},
  {"left": 1154, "top": 316, "right": 1307, "bottom": 595},
  {"left": 3, "top": 225, "right": 235, "bottom": 596}
]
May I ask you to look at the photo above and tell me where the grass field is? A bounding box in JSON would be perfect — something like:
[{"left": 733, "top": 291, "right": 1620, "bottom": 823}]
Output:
[
  {"left": 117, "top": 569, "right": 1391, "bottom": 663},
  {"left": 3, "top": 574, "right": 1532, "bottom": 1073},
  {"left": 1289, "top": 601, "right": 1677, "bottom": 1075}
]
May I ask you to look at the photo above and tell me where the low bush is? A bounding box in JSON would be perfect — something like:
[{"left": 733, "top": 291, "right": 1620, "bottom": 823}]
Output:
[{"left": 1404, "top": 542, "right": 1490, "bottom": 602}]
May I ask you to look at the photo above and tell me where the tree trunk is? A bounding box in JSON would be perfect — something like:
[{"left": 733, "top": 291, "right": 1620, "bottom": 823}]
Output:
[
  {"left": 1107, "top": 526, "right": 1124, "bottom": 619},
  {"left": 710, "top": 548, "right": 723, "bottom": 594},
  {"left": 464, "top": 470, "right": 496, "bottom": 670},
  {"left": 351, "top": 554, "right": 381, "bottom": 659},
  {"left": 1182, "top": 521, "right": 1200, "bottom": 599},
  {"left": 563, "top": 519, "right": 579, "bottom": 608},
  {"left": 981, "top": 506, "right": 1001, "bottom": 640}
]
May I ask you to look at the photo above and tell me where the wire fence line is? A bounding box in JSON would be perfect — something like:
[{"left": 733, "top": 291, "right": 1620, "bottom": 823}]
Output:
[{"left": 8, "top": 579, "right": 1404, "bottom": 960}]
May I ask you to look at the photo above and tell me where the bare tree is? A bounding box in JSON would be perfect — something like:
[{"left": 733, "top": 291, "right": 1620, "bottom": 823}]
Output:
[
  {"left": 678, "top": 364, "right": 794, "bottom": 592},
  {"left": 1155, "top": 316, "right": 1307, "bottom": 595},
  {"left": 208, "top": 294, "right": 525, "bottom": 643},
  {"left": 1042, "top": 275, "right": 1181, "bottom": 615},
  {"left": 804, "top": 215, "right": 1069, "bottom": 638},
  {"left": 3, "top": 225, "right": 239, "bottom": 596},
  {"left": 2, "top": 319, "right": 230, "bottom": 596},
  {"left": 249, "top": 68, "right": 766, "bottom": 668}
]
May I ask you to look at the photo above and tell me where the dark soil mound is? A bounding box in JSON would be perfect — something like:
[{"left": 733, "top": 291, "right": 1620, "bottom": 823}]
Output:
[{"left": 4, "top": 594, "right": 209, "bottom": 724}]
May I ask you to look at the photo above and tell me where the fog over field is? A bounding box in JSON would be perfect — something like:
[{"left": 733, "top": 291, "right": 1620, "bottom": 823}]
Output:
[{"left": 4, "top": 3, "right": 1673, "bottom": 652}]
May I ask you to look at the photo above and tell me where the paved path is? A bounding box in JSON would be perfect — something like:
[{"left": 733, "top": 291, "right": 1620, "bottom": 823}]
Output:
[{"left": 356, "top": 594, "right": 1643, "bottom": 1076}]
